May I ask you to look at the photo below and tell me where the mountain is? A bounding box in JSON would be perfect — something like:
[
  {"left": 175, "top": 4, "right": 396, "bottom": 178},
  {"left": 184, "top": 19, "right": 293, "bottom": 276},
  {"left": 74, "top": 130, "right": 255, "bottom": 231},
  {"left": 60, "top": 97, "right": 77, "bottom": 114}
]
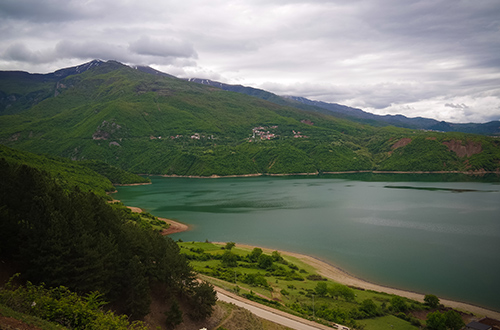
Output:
[
  {"left": 0, "top": 60, "right": 106, "bottom": 115},
  {"left": 134, "top": 64, "right": 177, "bottom": 78},
  {"left": 284, "top": 96, "right": 500, "bottom": 135},
  {"left": 1, "top": 60, "right": 499, "bottom": 176},
  {"left": 186, "top": 78, "right": 500, "bottom": 136}
]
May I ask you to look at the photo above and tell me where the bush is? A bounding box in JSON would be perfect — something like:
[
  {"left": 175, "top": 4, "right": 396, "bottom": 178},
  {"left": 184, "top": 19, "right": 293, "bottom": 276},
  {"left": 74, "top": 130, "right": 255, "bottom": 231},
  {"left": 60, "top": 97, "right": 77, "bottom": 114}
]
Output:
[
  {"left": 390, "top": 296, "right": 408, "bottom": 313},
  {"left": 0, "top": 279, "right": 147, "bottom": 330},
  {"left": 306, "top": 274, "right": 326, "bottom": 281}
]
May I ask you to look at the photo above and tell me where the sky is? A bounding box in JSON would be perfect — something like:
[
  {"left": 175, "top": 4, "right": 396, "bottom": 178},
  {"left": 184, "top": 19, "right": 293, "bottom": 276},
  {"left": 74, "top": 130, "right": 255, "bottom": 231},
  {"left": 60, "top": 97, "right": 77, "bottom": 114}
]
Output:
[{"left": 1, "top": 0, "right": 500, "bottom": 123}]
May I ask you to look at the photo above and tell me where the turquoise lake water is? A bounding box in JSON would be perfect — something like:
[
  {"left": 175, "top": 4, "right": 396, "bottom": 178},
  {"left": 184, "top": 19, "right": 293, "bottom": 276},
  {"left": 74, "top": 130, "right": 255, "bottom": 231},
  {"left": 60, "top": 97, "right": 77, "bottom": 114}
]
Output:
[{"left": 114, "top": 174, "right": 500, "bottom": 312}]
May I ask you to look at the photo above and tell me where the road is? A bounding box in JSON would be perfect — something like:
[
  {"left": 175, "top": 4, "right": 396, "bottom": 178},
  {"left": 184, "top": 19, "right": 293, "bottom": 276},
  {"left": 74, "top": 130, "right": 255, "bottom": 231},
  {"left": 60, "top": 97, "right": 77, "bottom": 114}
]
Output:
[{"left": 215, "top": 287, "right": 349, "bottom": 330}]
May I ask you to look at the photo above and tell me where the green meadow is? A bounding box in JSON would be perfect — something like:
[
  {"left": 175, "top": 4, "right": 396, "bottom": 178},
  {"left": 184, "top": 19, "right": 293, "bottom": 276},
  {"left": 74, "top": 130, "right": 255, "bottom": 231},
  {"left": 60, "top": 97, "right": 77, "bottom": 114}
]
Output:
[{"left": 178, "top": 241, "right": 429, "bottom": 329}]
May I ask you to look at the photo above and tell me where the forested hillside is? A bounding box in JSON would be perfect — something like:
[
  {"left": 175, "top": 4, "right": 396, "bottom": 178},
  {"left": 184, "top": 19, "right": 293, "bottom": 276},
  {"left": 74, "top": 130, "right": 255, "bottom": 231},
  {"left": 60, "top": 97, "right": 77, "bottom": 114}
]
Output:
[
  {"left": 1, "top": 60, "right": 499, "bottom": 175},
  {"left": 0, "top": 157, "right": 217, "bottom": 327},
  {"left": 0, "top": 144, "right": 148, "bottom": 197}
]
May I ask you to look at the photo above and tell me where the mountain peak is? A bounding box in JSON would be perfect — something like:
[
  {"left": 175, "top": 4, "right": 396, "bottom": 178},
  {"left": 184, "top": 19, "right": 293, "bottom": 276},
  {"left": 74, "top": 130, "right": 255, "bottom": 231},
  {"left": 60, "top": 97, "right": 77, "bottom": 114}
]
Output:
[{"left": 52, "top": 59, "right": 105, "bottom": 78}]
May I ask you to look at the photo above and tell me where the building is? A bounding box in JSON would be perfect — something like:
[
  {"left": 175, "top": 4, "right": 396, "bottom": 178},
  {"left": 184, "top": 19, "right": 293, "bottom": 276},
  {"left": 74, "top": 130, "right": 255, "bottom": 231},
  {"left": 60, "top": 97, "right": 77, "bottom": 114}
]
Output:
[{"left": 465, "top": 321, "right": 493, "bottom": 330}]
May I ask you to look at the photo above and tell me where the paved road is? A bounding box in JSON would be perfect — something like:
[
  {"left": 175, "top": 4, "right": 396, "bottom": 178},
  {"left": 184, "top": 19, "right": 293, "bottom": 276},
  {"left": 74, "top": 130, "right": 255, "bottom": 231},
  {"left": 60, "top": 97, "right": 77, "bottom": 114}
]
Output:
[{"left": 215, "top": 287, "right": 349, "bottom": 330}]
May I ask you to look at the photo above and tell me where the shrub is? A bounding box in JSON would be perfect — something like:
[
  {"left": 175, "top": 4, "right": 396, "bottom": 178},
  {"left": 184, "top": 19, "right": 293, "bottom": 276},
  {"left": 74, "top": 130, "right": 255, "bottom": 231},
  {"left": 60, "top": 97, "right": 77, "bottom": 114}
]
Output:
[
  {"left": 306, "top": 274, "right": 326, "bottom": 281},
  {"left": 0, "top": 279, "right": 147, "bottom": 330}
]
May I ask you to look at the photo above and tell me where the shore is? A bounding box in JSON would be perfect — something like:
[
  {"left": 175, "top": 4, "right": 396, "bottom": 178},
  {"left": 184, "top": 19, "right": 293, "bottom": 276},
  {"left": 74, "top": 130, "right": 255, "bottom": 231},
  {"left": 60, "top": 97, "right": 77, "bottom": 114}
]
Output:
[
  {"left": 157, "top": 170, "right": 500, "bottom": 179},
  {"left": 123, "top": 205, "right": 190, "bottom": 235},
  {"left": 160, "top": 217, "right": 190, "bottom": 235},
  {"left": 218, "top": 242, "right": 500, "bottom": 320}
]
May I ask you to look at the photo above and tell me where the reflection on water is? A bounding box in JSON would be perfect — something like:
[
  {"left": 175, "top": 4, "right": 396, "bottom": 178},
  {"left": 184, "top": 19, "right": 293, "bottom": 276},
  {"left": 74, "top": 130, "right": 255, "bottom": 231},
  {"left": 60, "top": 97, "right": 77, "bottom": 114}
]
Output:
[
  {"left": 384, "top": 185, "right": 498, "bottom": 193},
  {"left": 354, "top": 216, "right": 500, "bottom": 237},
  {"left": 114, "top": 175, "right": 500, "bottom": 312}
]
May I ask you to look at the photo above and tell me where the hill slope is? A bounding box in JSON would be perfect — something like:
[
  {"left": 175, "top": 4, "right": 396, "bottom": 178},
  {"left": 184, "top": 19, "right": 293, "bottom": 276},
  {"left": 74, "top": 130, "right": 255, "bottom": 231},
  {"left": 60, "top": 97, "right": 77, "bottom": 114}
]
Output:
[{"left": 1, "top": 60, "right": 499, "bottom": 175}]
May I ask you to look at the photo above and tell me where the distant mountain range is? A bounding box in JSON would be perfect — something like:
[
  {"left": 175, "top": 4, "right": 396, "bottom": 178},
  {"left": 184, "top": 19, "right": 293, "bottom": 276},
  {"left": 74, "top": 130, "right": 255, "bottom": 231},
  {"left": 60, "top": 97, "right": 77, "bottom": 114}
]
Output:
[
  {"left": 1, "top": 60, "right": 499, "bottom": 176},
  {"left": 185, "top": 78, "right": 500, "bottom": 136}
]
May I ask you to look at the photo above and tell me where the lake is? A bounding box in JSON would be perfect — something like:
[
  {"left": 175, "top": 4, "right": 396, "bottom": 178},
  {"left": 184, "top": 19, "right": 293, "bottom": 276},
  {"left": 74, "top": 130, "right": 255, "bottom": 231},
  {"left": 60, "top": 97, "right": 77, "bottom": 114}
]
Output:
[{"left": 113, "top": 174, "right": 500, "bottom": 312}]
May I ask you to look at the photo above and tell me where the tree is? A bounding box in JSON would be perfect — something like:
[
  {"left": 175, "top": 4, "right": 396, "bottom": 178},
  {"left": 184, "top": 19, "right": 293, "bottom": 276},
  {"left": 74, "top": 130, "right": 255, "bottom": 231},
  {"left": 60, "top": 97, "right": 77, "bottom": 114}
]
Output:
[
  {"left": 248, "top": 248, "right": 263, "bottom": 262},
  {"left": 339, "top": 285, "right": 355, "bottom": 302},
  {"left": 424, "top": 294, "right": 440, "bottom": 308},
  {"left": 444, "top": 310, "right": 464, "bottom": 330},
  {"left": 165, "top": 300, "right": 183, "bottom": 329},
  {"left": 121, "top": 255, "right": 151, "bottom": 319},
  {"left": 327, "top": 283, "right": 354, "bottom": 302},
  {"left": 390, "top": 296, "right": 408, "bottom": 313},
  {"left": 257, "top": 254, "right": 274, "bottom": 269},
  {"left": 188, "top": 281, "right": 217, "bottom": 320},
  {"left": 314, "top": 282, "right": 328, "bottom": 297},
  {"left": 272, "top": 250, "right": 283, "bottom": 262},
  {"left": 426, "top": 311, "right": 447, "bottom": 330},
  {"left": 359, "top": 299, "right": 378, "bottom": 317},
  {"left": 221, "top": 251, "right": 238, "bottom": 268},
  {"left": 224, "top": 242, "right": 236, "bottom": 250},
  {"left": 328, "top": 283, "right": 343, "bottom": 300}
]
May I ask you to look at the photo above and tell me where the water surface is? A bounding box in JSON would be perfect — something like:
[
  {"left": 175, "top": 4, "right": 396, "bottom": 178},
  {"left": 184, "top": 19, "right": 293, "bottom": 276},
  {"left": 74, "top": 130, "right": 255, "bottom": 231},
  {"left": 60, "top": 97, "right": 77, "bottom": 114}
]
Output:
[{"left": 114, "top": 174, "right": 500, "bottom": 311}]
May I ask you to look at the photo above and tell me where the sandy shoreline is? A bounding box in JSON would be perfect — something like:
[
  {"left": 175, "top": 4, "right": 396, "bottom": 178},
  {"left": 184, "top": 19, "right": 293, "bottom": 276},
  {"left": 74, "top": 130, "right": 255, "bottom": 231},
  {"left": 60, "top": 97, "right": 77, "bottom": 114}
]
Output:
[
  {"left": 159, "top": 217, "right": 190, "bottom": 235},
  {"left": 218, "top": 242, "right": 500, "bottom": 320}
]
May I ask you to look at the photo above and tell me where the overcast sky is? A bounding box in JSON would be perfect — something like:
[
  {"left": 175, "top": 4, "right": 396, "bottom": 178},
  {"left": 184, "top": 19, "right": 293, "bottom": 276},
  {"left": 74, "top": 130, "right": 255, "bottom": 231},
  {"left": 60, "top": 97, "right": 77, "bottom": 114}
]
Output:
[{"left": 1, "top": 0, "right": 500, "bottom": 123}]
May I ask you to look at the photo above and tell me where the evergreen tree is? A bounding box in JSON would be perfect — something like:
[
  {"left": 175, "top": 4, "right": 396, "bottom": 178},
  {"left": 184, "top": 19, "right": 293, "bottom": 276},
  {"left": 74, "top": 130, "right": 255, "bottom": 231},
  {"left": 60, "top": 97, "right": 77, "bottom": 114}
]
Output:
[{"left": 165, "top": 299, "right": 183, "bottom": 329}]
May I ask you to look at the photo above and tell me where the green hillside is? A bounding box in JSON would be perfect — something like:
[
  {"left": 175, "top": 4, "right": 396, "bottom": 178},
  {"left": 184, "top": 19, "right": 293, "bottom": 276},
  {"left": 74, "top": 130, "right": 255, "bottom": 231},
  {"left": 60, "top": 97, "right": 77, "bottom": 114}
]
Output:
[
  {"left": 0, "top": 145, "right": 148, "bottom": 197},
  {"left": 1, "top": 60, "right": 499, "bottom": 175}
]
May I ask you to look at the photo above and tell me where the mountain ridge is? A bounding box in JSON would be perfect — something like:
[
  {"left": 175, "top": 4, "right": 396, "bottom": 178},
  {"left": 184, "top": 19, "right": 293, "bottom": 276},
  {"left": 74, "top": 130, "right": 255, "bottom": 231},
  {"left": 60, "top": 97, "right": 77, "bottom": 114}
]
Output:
[
  {"left": 1, "top": 60, "right": 499, "bottom": 176},
  {"left": 185, "top": 77, "right": 500, "bottom": 135},
  {"left": 2, "top": 61, "right": 498, "bottom": 136}
]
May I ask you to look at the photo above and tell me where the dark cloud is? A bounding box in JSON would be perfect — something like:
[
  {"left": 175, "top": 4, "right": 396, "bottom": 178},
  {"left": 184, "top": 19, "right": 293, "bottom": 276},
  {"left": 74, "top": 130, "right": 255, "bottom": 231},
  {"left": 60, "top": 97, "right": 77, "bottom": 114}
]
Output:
[
  {"left": 445, "top": 103, "right": 469, "bottom": 109},
  {"left": 129, "top": 36, "right": 197, "bottom": 59},
  {"left": 3, "top": 43, "right": 48, "bottom": 63},
  {"left": 0, "top": 0, "right": 91, "bottom": 22},
  {"left": 55, "top": 40, "right": 130, "bottom": 62}
]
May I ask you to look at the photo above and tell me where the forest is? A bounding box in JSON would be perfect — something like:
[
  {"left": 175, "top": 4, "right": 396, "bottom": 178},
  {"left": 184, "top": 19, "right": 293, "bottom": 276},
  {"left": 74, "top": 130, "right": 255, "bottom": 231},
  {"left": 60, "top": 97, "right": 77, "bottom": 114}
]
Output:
[{"left": 0, "top": 157, "right": 217, "bottom": 329}]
